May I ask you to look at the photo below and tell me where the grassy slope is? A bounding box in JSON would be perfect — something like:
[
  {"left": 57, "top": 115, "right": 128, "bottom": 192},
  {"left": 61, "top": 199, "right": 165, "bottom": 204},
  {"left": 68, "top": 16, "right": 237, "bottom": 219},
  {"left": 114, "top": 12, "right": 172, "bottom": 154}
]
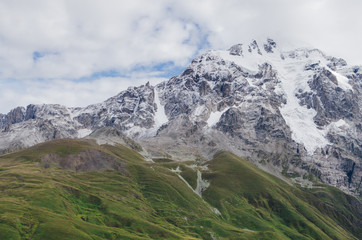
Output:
[
  {"left": 0, "top": 139, "right": 360, "bottom": 239},
  {"left": 202, "top": 151, "right": 361, "bottom": 240}
]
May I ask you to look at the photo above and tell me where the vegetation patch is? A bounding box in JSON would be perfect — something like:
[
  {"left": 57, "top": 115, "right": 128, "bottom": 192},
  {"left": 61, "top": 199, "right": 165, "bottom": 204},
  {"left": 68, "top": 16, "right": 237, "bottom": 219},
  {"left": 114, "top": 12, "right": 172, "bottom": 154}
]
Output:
[{"left": 0, "top": 140, "right": 360, "bottom": 239}]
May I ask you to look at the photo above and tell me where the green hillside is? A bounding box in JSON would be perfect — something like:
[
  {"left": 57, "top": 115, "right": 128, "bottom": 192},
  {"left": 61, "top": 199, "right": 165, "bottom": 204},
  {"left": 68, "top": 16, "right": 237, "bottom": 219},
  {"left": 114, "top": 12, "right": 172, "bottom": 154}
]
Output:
[{"left": 0, "top": 139, "right": 360, "bottom": 239}]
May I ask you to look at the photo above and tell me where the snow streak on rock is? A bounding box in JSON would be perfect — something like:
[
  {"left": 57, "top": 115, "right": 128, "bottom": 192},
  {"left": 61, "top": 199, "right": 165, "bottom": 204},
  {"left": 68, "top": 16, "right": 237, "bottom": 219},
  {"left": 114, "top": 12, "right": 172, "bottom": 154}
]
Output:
[
  {"left": 153, "top": 87, "right": 168, "bottom": 130},
  {"left": 207, "top": 107, "right": 230, "bottom": 127}
]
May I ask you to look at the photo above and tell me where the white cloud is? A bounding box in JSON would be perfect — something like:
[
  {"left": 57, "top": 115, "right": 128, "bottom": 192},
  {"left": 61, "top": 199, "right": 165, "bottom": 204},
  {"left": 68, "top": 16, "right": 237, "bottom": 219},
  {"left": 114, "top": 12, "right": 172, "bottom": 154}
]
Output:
[
  {"left": 0, "top": 0, "right": 201, "bottom": 79},
  {"left": 0, "top": 0, "right": 361, "bottom": 113}
]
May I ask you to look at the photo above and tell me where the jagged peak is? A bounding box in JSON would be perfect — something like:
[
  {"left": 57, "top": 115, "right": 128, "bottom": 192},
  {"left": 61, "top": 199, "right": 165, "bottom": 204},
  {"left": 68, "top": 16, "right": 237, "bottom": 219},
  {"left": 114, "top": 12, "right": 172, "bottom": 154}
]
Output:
[
  {"left": 191, "top": 39, "right": 352, "bottom": 77},
  {"left": 228, "top": 38, "right": 278, "bottom": 57},
  {"left": 228, "top": 43, "right": 243, "bottom": 56},
  {"left": 109, "top": 81, "right": 155, "bottom": 102},
  {"left": 248, "top": 39, "right": 262, "bottom": 55},
  {"left": 264, "top": 38, "right": 277, "bottom": 53}
]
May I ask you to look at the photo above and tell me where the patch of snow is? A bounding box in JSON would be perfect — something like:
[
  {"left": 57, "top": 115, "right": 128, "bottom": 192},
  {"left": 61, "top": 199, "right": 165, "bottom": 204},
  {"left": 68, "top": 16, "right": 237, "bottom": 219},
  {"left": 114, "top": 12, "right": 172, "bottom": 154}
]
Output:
[
  {"left": 329, "top": 70, "right": 353, "bottom": 91},
  {"left": 217, "top": 50, "right": 262, "bottom": 73},
  {"left": 211, "top": 45, "right": 351, "bottom": 156},
  {"left": 125, "top": 87, "right": 169, "bottom": 139},
  {"left": 207, "top": 107, "right": 230, "bottom": 127},
  {"left": 277, "top": 57, "right": 330, "bottom": 154},
  {"left": 133, "top": 97, "right": 140, "bottom": 113},
  {"left": 215, "top": 41, "right": 283, "bottom": 73},
  {"left": 280, "top": 105, "right": 329, "bottom": 154},
  {"left": 332, "top": 119, "right": 347, "bottom": 128},
  {"left": 324, "top": 119, "right": 349, "bottom": 135},
  {"left": 77, "top": 128, "right": 92, "bottom": 138},
  {"left": 153, "top": 88, "right": 168, "bottom": 128}
]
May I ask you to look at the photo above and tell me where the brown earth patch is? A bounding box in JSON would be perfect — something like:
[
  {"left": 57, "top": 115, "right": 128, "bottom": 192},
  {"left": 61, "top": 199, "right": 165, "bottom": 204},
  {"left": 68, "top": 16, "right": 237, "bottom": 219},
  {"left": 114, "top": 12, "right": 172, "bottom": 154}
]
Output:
[{"left": 40, "top": 148, "right": 128, "bottom": 175}]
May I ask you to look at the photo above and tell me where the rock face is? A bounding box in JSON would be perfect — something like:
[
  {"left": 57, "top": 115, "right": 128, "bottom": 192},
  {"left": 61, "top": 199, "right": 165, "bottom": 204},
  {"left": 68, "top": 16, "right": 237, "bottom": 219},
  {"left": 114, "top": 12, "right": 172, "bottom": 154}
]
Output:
[
  {"left": 0, "top": 82, "right": 163, "bottom": 153},
  {"left": 75, "top": 82, "right": 157, "bottom": 134},
  {"left": 0, "top": 39, "right": 361, "bottom": 196},
  {"left": 86, "top": 127, "right": 142, "bottom": 151}
]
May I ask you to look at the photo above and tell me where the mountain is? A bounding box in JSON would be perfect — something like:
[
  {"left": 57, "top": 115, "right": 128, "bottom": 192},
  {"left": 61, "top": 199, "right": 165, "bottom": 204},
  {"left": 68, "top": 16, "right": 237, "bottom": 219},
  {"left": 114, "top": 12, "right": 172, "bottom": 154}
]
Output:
[
  {"left": 0, "top": 138, "right": 360, "bottom": 239},
  {"left": 0, "top": 39, "right": 361, "bottom": 197}
]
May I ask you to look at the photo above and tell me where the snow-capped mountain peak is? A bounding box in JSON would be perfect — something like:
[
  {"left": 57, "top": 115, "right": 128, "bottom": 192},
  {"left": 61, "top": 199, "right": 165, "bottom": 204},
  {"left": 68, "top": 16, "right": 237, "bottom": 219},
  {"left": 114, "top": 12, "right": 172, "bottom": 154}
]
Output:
[{"left": 0, "top": 39, "right": 360, "bottom": 196}]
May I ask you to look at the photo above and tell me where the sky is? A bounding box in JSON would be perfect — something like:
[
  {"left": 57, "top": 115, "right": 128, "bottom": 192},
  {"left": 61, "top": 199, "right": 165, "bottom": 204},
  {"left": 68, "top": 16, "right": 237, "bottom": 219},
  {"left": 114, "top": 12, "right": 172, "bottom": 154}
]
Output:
[{"left": 0, "top": 0, "right": 361, "bottom": 113}]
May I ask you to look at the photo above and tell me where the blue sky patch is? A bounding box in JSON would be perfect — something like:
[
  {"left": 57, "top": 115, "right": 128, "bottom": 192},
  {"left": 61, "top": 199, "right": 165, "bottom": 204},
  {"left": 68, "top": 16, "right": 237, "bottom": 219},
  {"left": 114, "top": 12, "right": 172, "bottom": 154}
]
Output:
[
  {"left": 32, "top": 51, "right": 45, "bottom": 61},
  {"left": 32, "top": 51, "right": 59, "bottom": 62},
  {"left": 74, "top": 69, "right": 128, "bottom": 82},
  {"left": 131, "top": 61, "right": 184, "bottom": 78},
  {"left": 77, "top": 62, "right": 185, "bottom": 82}
]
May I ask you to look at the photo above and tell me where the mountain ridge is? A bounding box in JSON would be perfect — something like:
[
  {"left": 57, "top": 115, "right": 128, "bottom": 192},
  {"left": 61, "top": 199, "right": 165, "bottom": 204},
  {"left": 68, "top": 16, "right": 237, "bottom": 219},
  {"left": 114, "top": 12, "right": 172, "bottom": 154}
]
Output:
[{"left": 0, "top": 38, "right": 361, "bottom": 196}]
